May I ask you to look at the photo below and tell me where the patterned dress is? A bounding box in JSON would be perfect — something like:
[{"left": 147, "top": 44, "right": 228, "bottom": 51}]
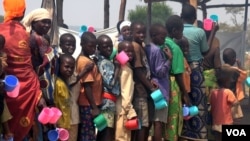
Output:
[
  {"left": 164, "top": 37, "right": 185, "bottom": 141},
  {"left": 182, "top": 61, "right": 208, "bottom": 140},
  {"left": 30, "top": 31, "right": 57, "bottom": 106}
]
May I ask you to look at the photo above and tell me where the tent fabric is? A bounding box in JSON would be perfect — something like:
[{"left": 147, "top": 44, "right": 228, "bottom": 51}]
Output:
[
  {"left": 41, "top": 0, "right": 59, "bottom": 46},
  {"left": 216, "top": 31, "right": 247, "bottom": 65}
]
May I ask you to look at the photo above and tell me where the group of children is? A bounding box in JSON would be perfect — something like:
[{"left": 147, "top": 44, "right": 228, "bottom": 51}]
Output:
[{"left": 0, "top": 2, "right": 248, "bottom": 141}]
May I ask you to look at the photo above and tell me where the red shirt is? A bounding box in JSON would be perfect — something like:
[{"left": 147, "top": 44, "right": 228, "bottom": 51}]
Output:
[{"left": 210, "top": 88, "right": 237, "bottom": 125}]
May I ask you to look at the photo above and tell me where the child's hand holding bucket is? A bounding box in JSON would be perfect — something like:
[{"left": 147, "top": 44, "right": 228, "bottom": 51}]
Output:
[{"left": 150, "top": 80, "right": 159, "bottom": 90}]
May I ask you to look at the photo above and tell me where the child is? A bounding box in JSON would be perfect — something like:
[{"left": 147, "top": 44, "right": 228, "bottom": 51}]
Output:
[
  {"left": 145, "top": 23, "right": 172, "bottom": 141},
  {"left": 59, "top": 33, "right": 76, "bottom": 55},
  {"left": 119, "top": 20, "right": 132, "bottom": 42},
  {"left": 96, "top": 34, "right": 120, "bottom": 141},
  {"left": 113, "top": 20, "right": 131, "bottom": 50},
  {"left": 54, "top": 54, "right": 75, "bottom": 130},
  {"left": 130, "top": 21, "right": 157, "bottom": 141},
  {"left": 175, "top": 36, "right": 191, "bottom": 95},
  {"left": 77, "top": 32, "right": 102, "bottom": 141},
  {"left": 0, "top": 34, "right": 13, "bottom": 140},
  {"left": 59, "top": 33, "right": 94, "bottom": 141},
  {"left": 210, "top": 66, "right": 239, "bottom": 141},
  {"left": 222, "top": 48, "right": 247, "bottom": 121},
  {"left": 115, "top": 41, "right": 137, "bottom": 141},
  {"left": 163, "top": 15, "right": 190, "bottom": 141}
]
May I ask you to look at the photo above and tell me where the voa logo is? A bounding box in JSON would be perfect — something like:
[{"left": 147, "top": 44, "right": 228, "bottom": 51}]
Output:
[{"left": 226, "top": 129, "right": 246, "bottom": 136}]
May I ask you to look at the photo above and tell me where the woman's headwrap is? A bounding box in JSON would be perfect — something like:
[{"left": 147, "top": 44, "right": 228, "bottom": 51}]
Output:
[
  {"left": 119, "top": 21, "right": 131, "bottom": 32},
  {"left": 3, "top": 0, "right": 26, "bottom": 22},
  {"left": 22, "top": 8, "right": 52, "bottom": 32}
]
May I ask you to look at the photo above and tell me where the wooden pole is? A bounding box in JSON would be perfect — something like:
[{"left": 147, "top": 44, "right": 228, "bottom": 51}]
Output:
[
  {"left": 189, "top": 0, "right": 197, "bottom": 9},
  {"left": 243, "top": 0, "right": 248, "bottom": 31},
  {"left": 189, "top": 0, "right": 197, "bottom": 26},
  {"left": 104, "top": 0, "right": 110, "bottom": 28},
  {"left": 119, "top": 0, "right": 127, "bottom": 21},
  {"left": 56, "top": 0, "right": 63, "bottom": 26},
  {"left": 146, "top": 0, "right": 152, "bottom": 45}
]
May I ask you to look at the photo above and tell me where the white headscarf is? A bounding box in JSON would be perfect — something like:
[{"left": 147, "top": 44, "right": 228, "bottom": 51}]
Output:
[
  {"left": 22, "top": 8, "right": 52, "bottom": 32},
  {"left": 119, "top": 21, "right": 131, "bottom": 32}
]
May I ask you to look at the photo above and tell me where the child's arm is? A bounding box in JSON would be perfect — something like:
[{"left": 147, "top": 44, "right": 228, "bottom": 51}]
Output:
[
  {"left": 70, "top": 63, "right": 94, "bottom": 87},
  {"left": 77, "top": 63, "right": 94, "bottom": 81},
  {"left": 207, "top": 22, "right": 219, "bottom": 52},
  {"left": 134, "top": 68, "right": 157, "bottom": 93},
  {"left": 236, "top": 59, "right": 244, "bottom": 70},
  {"left": 0, "top": 52, "right": 8, "bottom": 71},
  {"left": 110, "top": 60, "right": 121, "bottom": 87},
  {"left": 163, "top": 47, "right": 172, "bottom": 62},
  {"left": 82, "top": 82, "right": 100, "bottom": 117}
]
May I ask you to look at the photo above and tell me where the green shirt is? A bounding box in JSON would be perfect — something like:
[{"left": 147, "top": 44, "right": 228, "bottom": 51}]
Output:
[{"left": 164, "top": 37, "right": 184, "bottom": 74}]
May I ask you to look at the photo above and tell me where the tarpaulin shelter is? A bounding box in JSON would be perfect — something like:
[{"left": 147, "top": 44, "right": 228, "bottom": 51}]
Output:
[{"left": 41, "top": 0, "right": 59, "bottom": 47}]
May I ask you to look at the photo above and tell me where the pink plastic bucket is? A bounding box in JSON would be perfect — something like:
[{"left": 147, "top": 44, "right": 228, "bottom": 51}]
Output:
[
  {"left": 49, "top": 107, "right": 62, "bottom": 124},
  {"left": 58, "top": 128, "right": 69, "bottom": 141},
  {"left": 116, "top": 51, "right": 129, "bottom": 65},
  {"left": 88, "top": 26, "right": 95, "bottom": 32},
  {"left": 203, "top": 19, "right": 213, "bottom": 31},
  {"left": 38, "top": 107, "right": 54, "bottom": 124},
  {"left": 6, "top": 81, "right": 20, "bottom": 98}
]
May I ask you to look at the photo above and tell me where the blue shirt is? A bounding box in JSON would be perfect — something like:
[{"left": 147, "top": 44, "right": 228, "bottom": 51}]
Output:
[
  {"left": 97, "top": 55, "right": 120, "bottom": 95},
  {"left": 145, "top": 43, "right": 171, "bottom": 101},
  {"left": 183, "top": 24, "right": 209, "bottom": 62}
]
